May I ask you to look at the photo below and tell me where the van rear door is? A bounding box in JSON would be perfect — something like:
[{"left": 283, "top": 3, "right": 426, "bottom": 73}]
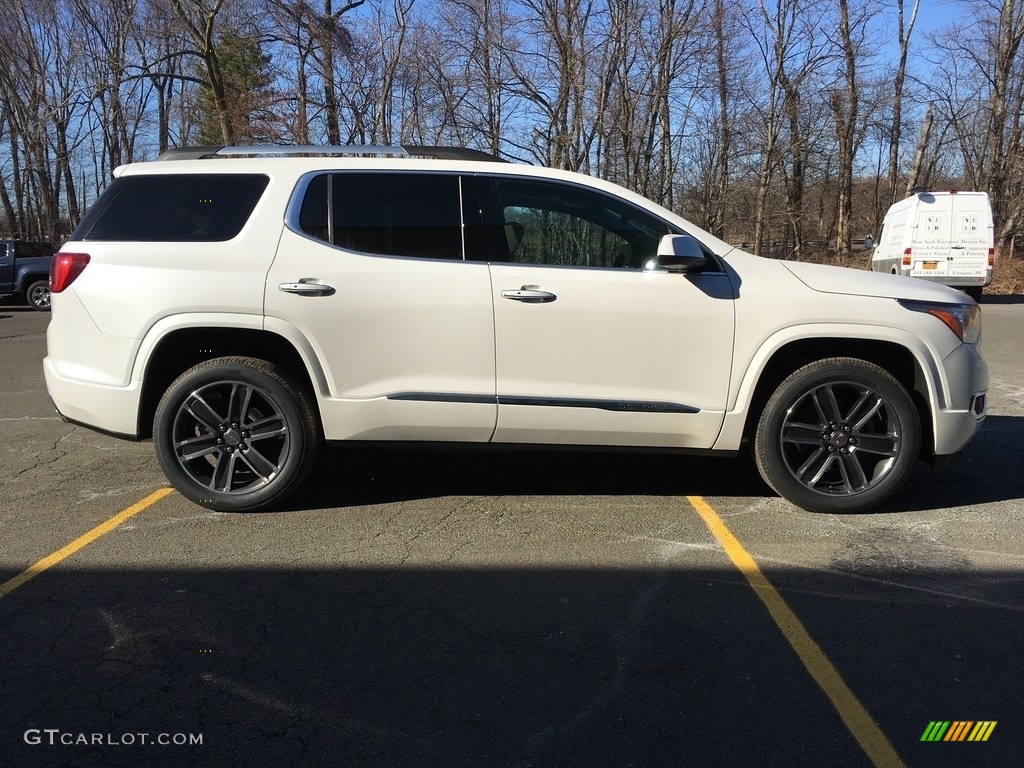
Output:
[
  {"left": 948, "top": 195, "right": 991, "bottom": 282},
  {"left": 909, "top": 194, "right": 952, "bottom": 279}
]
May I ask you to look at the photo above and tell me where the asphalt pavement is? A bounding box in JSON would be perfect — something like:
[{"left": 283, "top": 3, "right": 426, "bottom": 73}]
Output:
[{"left": 1, "top": 296, "right": 1023, "bottom": 767}]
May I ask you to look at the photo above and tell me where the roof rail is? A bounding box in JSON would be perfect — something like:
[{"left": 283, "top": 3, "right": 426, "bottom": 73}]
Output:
[
  {"left": 404, "top": 146, "right": 506, "bottom": 162},
  {"left": 157, "top": 145, "right": 410, "bottom": 161},
  {"left": 156, "top": 146, "right": 227, "bottom": 161},
  {"left": 156, "top": 144, "right": 506, "bottom": 163}
]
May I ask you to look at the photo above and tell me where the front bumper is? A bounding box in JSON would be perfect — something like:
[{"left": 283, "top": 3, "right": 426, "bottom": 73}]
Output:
[{"left": 930, "top": 342, "right": 988, "bottom": 458}]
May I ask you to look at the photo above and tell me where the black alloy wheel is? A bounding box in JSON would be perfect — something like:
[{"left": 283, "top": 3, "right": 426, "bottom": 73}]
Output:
[
  {"left": 154, "top": 357, "right": 320, "bottom": 511},
  {"left": 754, "top": 357, "right": 921, "bottom": 513}
]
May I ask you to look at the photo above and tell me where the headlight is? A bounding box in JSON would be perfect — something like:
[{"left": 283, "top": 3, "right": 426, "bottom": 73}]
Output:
[{"left": 898, "top": 300, "right": 982, "bottom": 344}]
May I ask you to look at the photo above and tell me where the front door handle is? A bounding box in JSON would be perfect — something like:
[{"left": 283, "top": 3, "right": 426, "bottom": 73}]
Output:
[
  {"left": 501, "top": 286, "right": 556, "bottom": 304},
  {"left": 279, "top": 279, "right": 335, "bottom": 297}
]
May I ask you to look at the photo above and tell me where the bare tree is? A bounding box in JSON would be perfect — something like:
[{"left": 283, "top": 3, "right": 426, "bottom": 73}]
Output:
[
  {"left": 134, "top": 1, "right": 192, "bottom": 154},
  {"left": 0, "top": 0, "right": 1019, "bottom": 258},
  {"left": 777, "top": 3, "right": 830, "bottom": 258},
  {"left": 886, "top": 0, "right": 920, "bottom": 206},
  {"left": 368, "top": 0, "right": 416, "bottom": 143},
  {"left": 508, "top": 0, "right": 599, "bottom": 171},
  {"left": 926, "top": 0, "right": 1024, "bottom": 256},
  {"left": 985, "top": 0, "right": 1024, "bottom": 255},
  {"left": 73, "top": 0, "right": 150, "bottom": 177},
  {"left": 904, "top": 102, "right": 932, "bottom": 195},
  {"left": 292, "top": 0, "right": 366, "bottom": 144},
  {"left": 744, "top": 0, "right": 812, "bottom": 254},
  {"left": 0, "top": 0, "right": 82, "bottom": 239},
  {"left": 170, "top": 0, "right": 235, "bottom": 144},
  {"left": 442, "top": 0, "right": 518, "bottom": 155},
  {"left": 830, "top": 0, "right": 873, "bottom": 260},
  {"left": 704, "top": 0, "right": 733, "bottom": 238}
]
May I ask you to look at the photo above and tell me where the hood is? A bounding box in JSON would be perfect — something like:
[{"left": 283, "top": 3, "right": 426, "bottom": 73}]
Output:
[{"left": 781, "top": 260, "right": 970, "bottom": 303}]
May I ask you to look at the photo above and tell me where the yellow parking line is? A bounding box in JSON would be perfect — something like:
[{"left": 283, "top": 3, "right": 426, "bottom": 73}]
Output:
[
  {"left": 687, "top": 495, "right": 905, "bottom": 768},
  {"left": 0, "top": 487, "right": 174, "bottom": 599}
]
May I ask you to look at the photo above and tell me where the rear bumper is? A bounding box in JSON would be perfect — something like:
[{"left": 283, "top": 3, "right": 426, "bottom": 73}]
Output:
[
  {"left": 907, "top": 272, "right": 992, "bottom": 288},
  {"left": 43, "top": 356, "right": 142, "bottom": 438}
]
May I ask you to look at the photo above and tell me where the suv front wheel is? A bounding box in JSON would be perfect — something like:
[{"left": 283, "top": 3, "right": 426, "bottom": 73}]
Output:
[
  {"left": 154, "top": 357, "right": 320, "bottom": 511},
  {"left": 754, "top": 358, "right": 921, "bottom": 513}
]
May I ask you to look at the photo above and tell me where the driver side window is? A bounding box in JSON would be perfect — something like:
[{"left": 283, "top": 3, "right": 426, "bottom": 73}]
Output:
[{"left": 490, "top": 178, "right": 672, "bottom": 269}]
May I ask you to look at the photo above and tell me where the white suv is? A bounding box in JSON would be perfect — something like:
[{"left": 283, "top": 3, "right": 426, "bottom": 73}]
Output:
[{"left": 45, "top": 145, "right": 988, "bottom": 513}]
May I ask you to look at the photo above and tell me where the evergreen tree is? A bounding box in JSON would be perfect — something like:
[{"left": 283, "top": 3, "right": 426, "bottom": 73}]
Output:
[{"left": 195, "top": 34, "right": 275, "bottom": 146}]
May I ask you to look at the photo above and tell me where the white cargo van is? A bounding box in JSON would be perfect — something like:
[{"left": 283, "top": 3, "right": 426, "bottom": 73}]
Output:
[{"left": 870, "top": 190, "right": 993, "bottom": 300}]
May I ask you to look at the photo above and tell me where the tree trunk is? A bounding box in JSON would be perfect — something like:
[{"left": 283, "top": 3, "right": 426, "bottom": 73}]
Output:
[
  {"left": 905, "top": 103, "right": 932, "bottom": 196},
  {"left": 709, "top": 0, "right": 730, "bottom": 239},
  {"left": 832, "top": 0, "right": 858, "bottom": 261},
  {"left": 887, "top": 0, "right": 919, "bottom": 207}
]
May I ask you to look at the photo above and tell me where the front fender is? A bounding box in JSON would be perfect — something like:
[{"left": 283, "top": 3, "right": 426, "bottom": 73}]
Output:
[{"left": 714, "top": 322, "right": 952, "bottom": 452}]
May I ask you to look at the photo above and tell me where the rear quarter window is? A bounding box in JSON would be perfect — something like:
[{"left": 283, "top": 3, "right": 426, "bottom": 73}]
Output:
[{"left": 74, "top": 174, "right": 269, "bottom": 242}]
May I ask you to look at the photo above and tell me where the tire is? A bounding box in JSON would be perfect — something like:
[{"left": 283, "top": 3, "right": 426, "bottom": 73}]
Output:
[
  {"left": 25, "top": 280, "right": 51, "bottom": 311},
  {"left": 153, "top": 357, "right": 321, "bottom": 512},
  {"left": 754, "top": 358, "right": 920, "bottom": 513},
  {"left": 964, "top": 286, "right": 983, "bottom": 302}
]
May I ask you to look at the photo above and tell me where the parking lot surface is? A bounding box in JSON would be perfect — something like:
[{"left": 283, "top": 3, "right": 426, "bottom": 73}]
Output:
[{"left": 2, "top": 298, "right": 1023, "bottom": 767}]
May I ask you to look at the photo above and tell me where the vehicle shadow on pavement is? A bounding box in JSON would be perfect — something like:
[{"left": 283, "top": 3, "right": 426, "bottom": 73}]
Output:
[
  {"left": 1, "top": 560, "right": 1020, "bottom": 768},
  {"left": 895, "top": 414, "right": 1024, "bottom": 512},
  {"left": 285, "top": 413, "right": 1022, "bottom": 515},
  {"left": 296, "top": 447, "right": 772, "bottom": 510}
]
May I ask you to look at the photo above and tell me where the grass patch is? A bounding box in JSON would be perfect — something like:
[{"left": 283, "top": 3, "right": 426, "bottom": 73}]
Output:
[{"left": 990, "top": 255, "right": 1024, "bottom": 295}]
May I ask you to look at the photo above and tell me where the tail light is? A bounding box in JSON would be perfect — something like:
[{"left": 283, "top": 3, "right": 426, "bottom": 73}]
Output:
[
  {"left": 988, "top": 248, "right": 995, "bottom": 267},
  {"left": 50, "top": 252, "right": 91, "bottom": 293},
  {"left": 902, "top": 248, "right": 912, "bottom": 267}
]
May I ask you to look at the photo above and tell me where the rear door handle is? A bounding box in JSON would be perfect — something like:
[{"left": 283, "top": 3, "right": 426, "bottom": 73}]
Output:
[
  {"left": 501, "top": 286, "right": 556, "bottom": 304},
  {"left": 279, "top": 279, "right": 335, "bottom": 297}
]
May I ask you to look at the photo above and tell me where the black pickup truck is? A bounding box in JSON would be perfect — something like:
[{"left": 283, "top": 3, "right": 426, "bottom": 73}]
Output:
[{"left": 0, "top": 240, "right": 56, "bottom": 311}]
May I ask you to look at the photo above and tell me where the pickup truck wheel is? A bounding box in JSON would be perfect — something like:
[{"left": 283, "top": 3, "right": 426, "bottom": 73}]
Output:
[
  {"left": 153, "top": 357, "right": 320, "bottom": 512},
  {"left": 754, "top": 358, "right": 920, "bottom": 513},
  {"left": 26, "top": 280, "right": 51, "bottom": 311}
]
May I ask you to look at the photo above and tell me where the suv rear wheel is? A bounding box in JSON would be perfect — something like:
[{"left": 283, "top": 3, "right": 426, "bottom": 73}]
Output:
[
  {"left": 154, "top": 357, "right": 320, "bottom": 511},
  {"left": 754, "top": 358, "right": 921, "bottom": 513}
]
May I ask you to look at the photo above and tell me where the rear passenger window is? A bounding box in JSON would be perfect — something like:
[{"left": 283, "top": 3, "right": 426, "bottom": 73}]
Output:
[
  {"left": 74, "top": 175, "right": 269, "bottom": 242},
  {"left": 297, "top": 173, "right": 464, "bottom": 260}
]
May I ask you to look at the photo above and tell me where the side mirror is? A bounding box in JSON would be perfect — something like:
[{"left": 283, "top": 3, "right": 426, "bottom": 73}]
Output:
[{"left": 645, "top": 234, "right": 708, "bottom": 273}]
